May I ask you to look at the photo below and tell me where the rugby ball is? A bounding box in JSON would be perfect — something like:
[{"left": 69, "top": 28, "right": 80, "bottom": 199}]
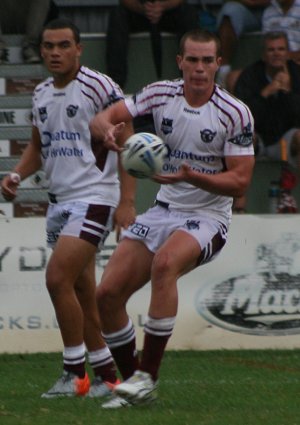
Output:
[{"left": 121, "top": 132, "right": 167, "bottom": 178}]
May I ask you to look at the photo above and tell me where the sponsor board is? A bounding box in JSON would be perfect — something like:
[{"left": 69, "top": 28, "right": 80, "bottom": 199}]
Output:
[
  {"left": 10, "top": 140, "right": 30, "bottom": 156},
  {"left": 195, "top": 229, "right": 300, "bottom": 336},
  {"left": 13, "top": 202, "right": 48, "bottom": 217},
  {"left": 0, "top": 78, "right": 42, "bottom": 95},
  {"left": 0, "top": 109, "right": 31, "bottom": 126},
  {"left": 6, "top": 78, "right": 42, "bottom": 95},
  {"left": 0, "top": 139, "right": 31, "bottom": 156},
  {"left": 1, "top": 216, "right": 300, "bottom": 353}
]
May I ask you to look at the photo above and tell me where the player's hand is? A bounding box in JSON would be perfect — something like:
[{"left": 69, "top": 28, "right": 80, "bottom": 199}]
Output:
[
  {"left": 1, "top": 173, "right": 20, "bottom": 201},
  {"left": 104, "top": 122, "right": 126, "bottom": 153},
  {"left": 153, "top": 163, "right": 191, "bottom": 184},
  {"left": 113, "top": 200, "right": 136, "bottom": 241}
]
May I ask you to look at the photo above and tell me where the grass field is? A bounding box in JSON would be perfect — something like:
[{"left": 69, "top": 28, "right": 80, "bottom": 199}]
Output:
[{"left": 1, "top": 350, "right": 300, "bottom": 425}]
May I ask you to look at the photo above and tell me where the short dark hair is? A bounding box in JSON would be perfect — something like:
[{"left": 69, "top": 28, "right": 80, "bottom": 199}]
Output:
[
  {"left": 178, "top": 29, "right": 221, "bottom": 58},
  {"left": 42, "top": 18, "right": 81, "bottom": 44},
  {"left": 263, "top": 31, "right": 289, "bottom": 48}
]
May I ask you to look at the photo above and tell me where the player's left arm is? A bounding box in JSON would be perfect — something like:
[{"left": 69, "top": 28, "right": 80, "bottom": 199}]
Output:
[{"left": 154, "top": 155, "right": 255, "bottom": 198}]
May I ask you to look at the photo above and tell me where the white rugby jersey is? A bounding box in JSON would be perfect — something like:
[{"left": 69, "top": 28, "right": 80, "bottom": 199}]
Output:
[
  {"left": 32, "top": 65, "right": 123, "bottom": 206},
  {"left": 262, "top": 0, "right": 300, "bottom": 52},
  {"left": 125, "top": 80, "right": 254, "bottom": 224}
]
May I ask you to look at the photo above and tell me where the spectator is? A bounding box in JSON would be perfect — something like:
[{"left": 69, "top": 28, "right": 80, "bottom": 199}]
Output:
[
  {"left": 227, "top": 0, "right": 300, "bottom": 95},
  {"left": 262, "top": 0, "right": 300, "bottom": 65},
  {"left": 105, "top": 0, "right": 199, "bottom": 89},
  {"left": 0, "top": 0, "right": 58, "bottom": 64},
  {"left": 1, "top": 18, "right": 136, "bottom": 398},
  {"left": 216, "top": 0, "right": 270, "bottom": 87},
  {"left": 233, "top": 31, "right": 300, "bottom": 212}
]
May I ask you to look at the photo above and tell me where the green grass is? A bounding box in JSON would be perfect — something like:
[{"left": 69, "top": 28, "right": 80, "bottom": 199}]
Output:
[{"left": 1, "top": 350, "right": 300, "bottom": 425}]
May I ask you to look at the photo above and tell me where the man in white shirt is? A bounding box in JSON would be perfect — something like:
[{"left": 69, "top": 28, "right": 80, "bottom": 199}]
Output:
[
  {"left": 89, "top": 28, "right": 255, "bottom": 408},
  {"left": 1, "top": 18, "right": 136, "bottom": 398}
]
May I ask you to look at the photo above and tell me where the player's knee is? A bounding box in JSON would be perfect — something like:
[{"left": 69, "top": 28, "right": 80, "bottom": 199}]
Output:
[
  {"left": 96, "top": 282, "right": 118, "bottom": 314},
  {"left": 45, "top": 267, "right": 65, "bottom": 296},
  {"left": 151, "top": 251, "right": 177, "bottom": 282}
]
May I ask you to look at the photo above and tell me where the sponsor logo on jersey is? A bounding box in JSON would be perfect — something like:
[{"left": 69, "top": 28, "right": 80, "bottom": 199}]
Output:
[
  {"left": 183, "top": 107, "right": 200, "bottom": 115},
  {"left": 66, "top": 104, "right": 79, "bottom": 118},
  {"left": 165, "top": 146, "right": 216, "bottom": 163},
  {"left": 200, "top": 129, "right": 216, "bottom": 143},
  {"left": 195, "top": 232, "right": 300, "bottom": 336},
  {"left": 53, "top": 92, "right": 66, "bottom": 97},
  {"left": 39, "top": 107, "right": 47, "bottom": 123},
  {"left": 228, "top": 122, "right": 253, "bottom": 147},
  {"left": 41, "top": 130, "right": 81, "bottom": 148},
  {"left": 161, "top": 117, "right": 173, "bottom": 135}
]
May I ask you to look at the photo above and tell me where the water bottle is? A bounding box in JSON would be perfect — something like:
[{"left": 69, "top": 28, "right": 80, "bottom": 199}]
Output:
[{"left": 268, "top": 181, "right": 280, "bottom": 213}]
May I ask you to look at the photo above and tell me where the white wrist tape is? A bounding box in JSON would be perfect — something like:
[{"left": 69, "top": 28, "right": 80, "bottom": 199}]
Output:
[{"left": 10, "top": 172, "right": 21, "bottom": 184}]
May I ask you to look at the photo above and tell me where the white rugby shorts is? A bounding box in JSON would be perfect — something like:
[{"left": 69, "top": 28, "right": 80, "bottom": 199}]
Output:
[
  {"left": 121, "top": 203, "right": 228, "bottom": 267},
  {"left": 46, "top": 201, "right": 115, "bottom": 250}
]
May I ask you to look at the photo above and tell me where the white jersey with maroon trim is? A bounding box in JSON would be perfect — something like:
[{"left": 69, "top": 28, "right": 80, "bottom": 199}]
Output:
[
  {"left": 32, "top": 65, "right": 123, "bottom": 206},
  {"left": 125, "top": 80, "right": 254, "bottom": 224}
]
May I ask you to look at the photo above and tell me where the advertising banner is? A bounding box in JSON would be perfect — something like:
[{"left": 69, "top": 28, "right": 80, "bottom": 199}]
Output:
[{"left": 1, "top": 215, "right": 300, "bottom": 353}]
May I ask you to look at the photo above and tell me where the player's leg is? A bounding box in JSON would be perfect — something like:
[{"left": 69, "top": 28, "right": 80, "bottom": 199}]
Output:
[
  {"left": 113, "top": 230, "right": 200, "bottom": 405},
  {"left": 42, "top": 235, "right": 96, "bottom": 398},
  {"left": 97, "top": 238, "right": 153, "bottom": 381},
  {"left": 46, "top": 235, "right": 96, "bottom": 346},
  {"left": 74, "top": 256, "right": 119, "bottom": 397},
  {"left": 114, "top": 219, "right": 227, "bottom": 406},
  {"left": 142, "top": 224, "right": 226, "bottom": 378},
  {"left": 149, "top": 230, "right": 200, "bottom": 318}
]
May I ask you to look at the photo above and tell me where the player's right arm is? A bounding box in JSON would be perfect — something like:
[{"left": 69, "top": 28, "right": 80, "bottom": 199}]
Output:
[
  {"left": 89, "top": 99, "right": 133, "bottom": 152},
  {"left": 1, "top": 126, "right": 42, "bottom": 201}
]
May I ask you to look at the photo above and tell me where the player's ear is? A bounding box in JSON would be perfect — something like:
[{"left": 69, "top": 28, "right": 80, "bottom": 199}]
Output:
[
  {"left": 176, "top": 54, "right": 182, "bottom": 71},
  {"left": 76, "top": 43, "right": 83, "bottom": 58}
]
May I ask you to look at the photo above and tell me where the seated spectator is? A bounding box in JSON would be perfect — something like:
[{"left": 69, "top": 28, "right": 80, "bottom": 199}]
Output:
[
  {"left": 105, "top": 0, "right": 199, "bottom": 89},
  {"left": 0, "top": 0, "right": 58, "bottom": 64},
  {"left": 226, "top": 0, "right": 300, "bottom": 93},
  {"left": 216, "top": 0, "right": 270, "bottom": 88},
  {"left": 262, "top": 0, "right": 300, "bottom": 65},
  {"left": 233, "top": 31, "right": 300, "bottom": 212}
]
